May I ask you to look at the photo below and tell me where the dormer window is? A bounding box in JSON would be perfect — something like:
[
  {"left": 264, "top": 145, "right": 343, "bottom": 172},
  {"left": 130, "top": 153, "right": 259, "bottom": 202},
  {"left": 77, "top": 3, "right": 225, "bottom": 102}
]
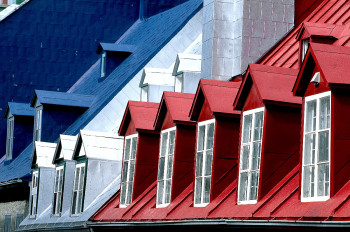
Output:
[
  {"left": 120, "top": 134, "right": 137, "bottom": 208},
  {"left": 238, "top": 107, "right": 264, "bottom": 204},
  {"left": 34, "top": 105, "right": 43, "bottom": 142},
  {"left": 71, "top": 163, "right": 86, "bottom": 215},
  {"left": 6, "top": 116, "right": 14, "bottom": 160},
  {"left": 156, "top": 127, "right": 176, "bottom": 207},
  {"left": 101, "top": 51, "right": 106, "bottom": 78},
  {"left": 301, "top": 91, "right": 330, "bottom": 202},
  {"left": 194, "top": 119, "right": 215, "bottom": 207},
  {"left": 302, "top": 39, "right": 310, "bottom": 62},
  {"left": 53, "top": 165, "right": 64, "bottom": 215},
  {"left": 30, "top": 171, "right": 39, "bottom": 217}
]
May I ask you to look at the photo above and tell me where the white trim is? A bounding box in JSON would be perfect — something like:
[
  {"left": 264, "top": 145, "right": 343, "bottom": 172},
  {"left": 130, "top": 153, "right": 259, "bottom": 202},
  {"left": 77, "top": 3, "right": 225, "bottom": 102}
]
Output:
[
  {"left": 71, "top": 162, "right": 86, "bottom": 215},
  {"left": 120, "top": 133, "right": 138, "bottom": 208},
  {"left": 237, "top": 107, "right": 265, "bottom": 205},
  {"left": 301, "top": 91, "right": 331, "bottom": 202},
  {"left": 194, "top": 118, "right": 215, "bottom": 207},
  {"left": 156, "top": 126, "right": 176, "bottom": 208}
]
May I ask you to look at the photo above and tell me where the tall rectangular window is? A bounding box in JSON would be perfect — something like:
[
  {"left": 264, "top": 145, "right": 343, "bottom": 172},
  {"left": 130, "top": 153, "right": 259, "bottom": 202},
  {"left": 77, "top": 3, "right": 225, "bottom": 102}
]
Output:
[
  {"left": 302, "top": 91, "right": 331, "bottom": 202},
  {"left": 156, "top": 127, "right": 176, "bottom": 207},
  {"left": 34, "top": 106, "right": 43, "bottom": 142},
  {"left": 238, "top": 107, "right": 264, "bottom": 204},
  {"left": 6, "top": 116, "right": 14, "bottom": 160},
  {"left": 71, "top": 163, "right": 86, "bottom": 215},
  {"left": 120, "top": 134, "right": 137, "bottom": 207},
  {"left": 30, "top": 171, "right": 39, "bottom": 217},
  {"left": 194, "top": 119, "right": 215, "bottom": 206},
  {"left": 53, "top": 166, "right": 64, "bottom": 215},
  {"left": 101, "top": 51, "right": 106, "bottom": 78}
]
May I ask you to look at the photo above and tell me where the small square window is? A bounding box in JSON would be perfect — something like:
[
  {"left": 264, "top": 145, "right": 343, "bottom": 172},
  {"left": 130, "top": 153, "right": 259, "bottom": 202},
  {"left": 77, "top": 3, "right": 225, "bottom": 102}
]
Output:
[
  {"left": 71, "top": 163, "right": 86, "bottom": 215},
  {"left": 120, "top": 134, "right": 138, "bottom": 208},
  {"left": 238, "top": 107, "right": 264, "bottom": 204},
  {"left": 194, "top": 119, "right": 215, "bottom": 207}
]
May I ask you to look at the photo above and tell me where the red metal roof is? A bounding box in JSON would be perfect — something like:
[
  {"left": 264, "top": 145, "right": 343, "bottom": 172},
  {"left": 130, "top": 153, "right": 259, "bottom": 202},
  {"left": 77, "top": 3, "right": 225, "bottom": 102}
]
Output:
[
  {"left": 154, "top": 92, "right": 195, "bottom": 129},
  {"left": 234, "top": 64, "right": 302, "bottom": 110},
  {"left": 190, "top": 79, "right": 241, "bottom": 120},
  {"left": 118, "top": 101, "right": 159, "bottom": 135}
]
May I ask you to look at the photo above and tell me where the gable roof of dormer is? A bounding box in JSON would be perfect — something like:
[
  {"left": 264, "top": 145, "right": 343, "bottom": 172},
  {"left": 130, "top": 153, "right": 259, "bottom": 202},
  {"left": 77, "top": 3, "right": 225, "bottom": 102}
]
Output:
[
  {"left": 30, "top": 90, "right": 95, "bottom": 108},
  {"left": 154, "top": 91, "right": 195, "bottom": 130},
  {"left": 189, "top": 79, "right": 241, "bottom": 121},
  {"left": 31, "top": 141, "right": 56, "bottom": 169},
  {"left": 118, "top": 101, "right": 159, "bottom": 136},
  {"left": 172, "top": 53, "right": 201, "bottom": 76},
  {"left": 53, "top": 134, "right": 77, "bottom": 163},
  {"left": 139, "top": 68, "right": 174, "bottom": 88},
  {"left": 296, "top": 22, "right": 344, "bottom": 41},
  {"left": 4, "top": 102, "right": 34, "bottom": 118},
  {"left": 96, "top": 43, "right": 136, "bottom": 55},
  {"left": 72, "top": 130, "right": 123, "bottom": 161},
  {"left": 234, "top": 64, "right": 301, "bottom": 110},
  {"left": 293, "top": 43, "right": 350, "bottom": 96}
]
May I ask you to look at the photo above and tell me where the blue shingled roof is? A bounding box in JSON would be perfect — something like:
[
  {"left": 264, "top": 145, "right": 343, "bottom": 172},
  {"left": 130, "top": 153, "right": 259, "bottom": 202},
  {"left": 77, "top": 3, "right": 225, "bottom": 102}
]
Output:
[
  {"left": 30, "top": 90, "right": 95, "bottom": 108},
  {"left": 96, "top": 43, "right": 136, "bottom": 54},
  {"left": 0, "top": 0, "right": 202, "bottom": 183},
  {"left": 4, "top": 102, "right": 34, "bottom": 118}
]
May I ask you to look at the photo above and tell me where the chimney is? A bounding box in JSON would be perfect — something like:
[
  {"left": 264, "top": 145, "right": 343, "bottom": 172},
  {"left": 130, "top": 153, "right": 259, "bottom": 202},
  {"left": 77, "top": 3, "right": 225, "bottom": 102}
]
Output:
[{"left": 201, "top": 0, "right": 295, "bottom": 81}]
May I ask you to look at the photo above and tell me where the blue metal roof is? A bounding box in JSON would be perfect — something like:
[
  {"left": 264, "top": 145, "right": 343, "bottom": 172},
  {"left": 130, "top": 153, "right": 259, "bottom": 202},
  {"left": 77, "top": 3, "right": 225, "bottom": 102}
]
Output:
[
  {"left": 96, "top": 43, "right": 136, "bottom": 54},
  {"left": 30, "top": 90, "right": 95, "bottom": 108},
  {"left": 0, "top": 0, "right": 202, "bottom": 183},
  {"left": 4, "top": 102, "right": 34, "bottom": 118}
]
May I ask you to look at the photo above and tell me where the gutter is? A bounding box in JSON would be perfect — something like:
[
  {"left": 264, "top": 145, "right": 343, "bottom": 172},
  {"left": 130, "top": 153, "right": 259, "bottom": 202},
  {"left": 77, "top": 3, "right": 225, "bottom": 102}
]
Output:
[{"left": 88, "top": 219, "right": 350, "bottom": 229}]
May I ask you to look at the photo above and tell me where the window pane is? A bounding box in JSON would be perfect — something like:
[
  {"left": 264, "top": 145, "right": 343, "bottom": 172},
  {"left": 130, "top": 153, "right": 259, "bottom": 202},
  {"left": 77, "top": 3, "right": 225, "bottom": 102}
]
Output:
[
  {"left": 241, "top": 145, "right": 250, "bottom": 170},
  {"left": 206, "top": 123, "right": 214, "bottom": 149},
  {"left": 72, "top": 192, "right": 77, "bottom": 214},
  {"left": 195, "top": 178, "right": 202, "bottom": 204},
  {"left": 251, "top": 142, "right": 261, "bottom": 170},
  {"left": 74, "top": 169, "right": 79, "bottom": 191},
  {"left": 319, "top": 96, "right": 330, "bottom": 130},
  {"left": 302, "top": 166, "right": 315, "bottom": 198},
  {"left": 204, "top": 150, "right": 213, "bottom": 176},
  {"left": 304, "top": 133, "right": 316, "bottom": 165},
  {"left": 161, "top": 133, "right": 168, "bottom": 157},
  {"left": 120, "top": 183, "right": 126, "bottom": 205},
  {"left": 77, "top": 190, "right": 83, "bottom": 213},
  {"left": 122, "top": 162, "right": 128, "bottom": 182},
  {"left": 166, "top": 155, "right": 173, "bottom": 179},
  {"left": 53, "top": 193, "right": 57, "bottom": 214},
  {"left": 203, "top": 177, "right": 211, "bottom": 203},
  {"left": 128, "top": 160, "right": 135, "bottom": 182},
  {"left": 126, "top": 182, "right": 133, "bottom": 204},
  {"left": 54, "top": 170, "right": 59, "bottom": 192},
  {"left": 318, "top": 131, "right": 329, "bottom": 162},
  {"left": 249, "top": 171, "right": 259, "bottom": 200},
  {"left": 79, "top": 167, "right": 85, "bottom": 190},
  {"left": 59, "top": 170, "right": 63, "bottom": 192},
  {"left": 317, "top": 163, "right": 329, "bottom": 197},
  {"left": 197, "top": 126, "right": 205, "bottom": 151},
  {"left": 195, "top": 152, "right": 203, "bottom": 177},
  {"left": 131, "top": 137, "right": 137, "bottom": 159},
  {"left": 124, "top": 139, "right": 130, "bottom": 160},
  {"left": 305, "top": 100, "right": 316, "bottom": 132},
  {"left": 158, "top": 157, "right": 165, "bottom": 180},
  {"left": 57, "top": 192, "right": 62, "bottom": 213},
  {"left": 169, "top": 130, "right": 175, "bottom": 155},
  {"left": 157, "top": 181, "right": 164, "bottom": 205},
  {"left": 243, "top": 114, "right": 252, "bottom": 143},
  {"left": 253, "top": 111, "right": 263, "bottom": 141},
  {"left": 165, "top": 179, "right": 171, "bottom": 204},
  {"left": 239, "top": 172, "right": 248, "bottom": 201}
]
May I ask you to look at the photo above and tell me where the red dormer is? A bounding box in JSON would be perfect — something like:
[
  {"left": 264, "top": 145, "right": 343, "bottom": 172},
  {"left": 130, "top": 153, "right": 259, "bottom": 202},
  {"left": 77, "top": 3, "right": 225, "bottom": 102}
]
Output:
[
  {"left": 234, "top": 64, "right": 302, "bottom": 203},
  {"left": 293, "top": 43, "right": 350, "bottom": 201},
  {"left": 118, "top": 101, "right": 160, "bottom": 208},
  {"left": 153, "top": 92, "right": 196, "bottom": 207},
  {"left": 189, "top": 79, "right": 241, "bottom": 206}
]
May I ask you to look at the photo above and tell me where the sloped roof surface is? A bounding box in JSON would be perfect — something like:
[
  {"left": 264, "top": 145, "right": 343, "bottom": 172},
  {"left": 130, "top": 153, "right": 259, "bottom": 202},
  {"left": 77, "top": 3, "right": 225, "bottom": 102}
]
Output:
[
  {"left": 31, "top": 90, "right": 95, "bottom": 108},
  {"left": 54, "top": 134, "right": 77, "bottom": 161},
  {"left": 32, "top": 141, "right": 56, "bottom": 168},
  {"left": 74, "top": 130, "right": 123, "bottom": 161},
  {"left": 4, "top": 102, "right": 34, "bottom": 118},
  {"left": 0, "top": 0, "right": 202, "bottom": 183}
]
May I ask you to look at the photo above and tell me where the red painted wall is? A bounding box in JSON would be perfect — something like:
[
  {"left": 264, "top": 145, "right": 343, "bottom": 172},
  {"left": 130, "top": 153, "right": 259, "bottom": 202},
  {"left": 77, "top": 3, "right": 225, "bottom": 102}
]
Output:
[
  {"left": 211, "top": 116, "right": 240, "bottom": 200},
  {"left": 133, "top": 132, "right": 160, "bottom": 201}
]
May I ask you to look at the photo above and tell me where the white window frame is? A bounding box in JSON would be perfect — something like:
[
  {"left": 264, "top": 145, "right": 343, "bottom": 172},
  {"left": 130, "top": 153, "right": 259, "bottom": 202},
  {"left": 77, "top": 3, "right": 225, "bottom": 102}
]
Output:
[
  {"left": 30, "top": 171, "right": 39, "bottom": 217},
  {"left": 237, "top": 107, "right": 264, "bottom": 205},
  {"left": 156, "top": 127, "right": 176, "bottom": 208},
  {"left": 6, "top": 115, "right": 14, "bottom": 160},
  {"left": 33, "top": 104, "right": 43, "bottom": 142},
  {"left": 120, "top": 134, "right": 138, "bottom": 208},
  {"left": 71, "top": 162, "right": 86, "bottom": 215},
  {"left": 53, "top": 165, "right": 64, "bottom": 216},
  {"left": 301, "top": 38, "right": 310, "bottom": 62},
  {"left": 101, "top": 51, "right": 106, "bottom": 78},
  {"left": 194, "top": 119, "right": 215, "bottom": 207},
  {"left": 301, "top": 91, "right": 331, "bottom": 202}
]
